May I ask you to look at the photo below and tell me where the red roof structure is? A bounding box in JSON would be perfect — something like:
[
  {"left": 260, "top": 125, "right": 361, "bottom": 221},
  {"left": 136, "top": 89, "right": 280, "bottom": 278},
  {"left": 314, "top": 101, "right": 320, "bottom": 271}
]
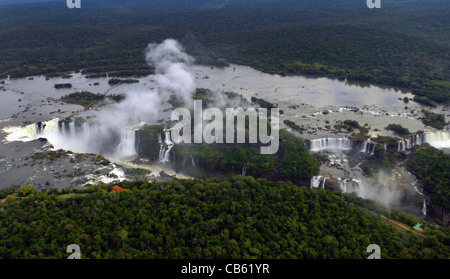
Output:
[{"left": 112, "top": 185, "right": 131, "bottom": 192}]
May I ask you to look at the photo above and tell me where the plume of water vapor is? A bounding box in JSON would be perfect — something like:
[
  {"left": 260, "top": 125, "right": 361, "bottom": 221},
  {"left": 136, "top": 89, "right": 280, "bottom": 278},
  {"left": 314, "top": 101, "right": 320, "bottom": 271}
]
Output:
[
  {"left": 3, "top": 39, "right": 196, "bottom": 160},
  {"left": 146, "top": 39, "right": 195, "bottom": 107}
]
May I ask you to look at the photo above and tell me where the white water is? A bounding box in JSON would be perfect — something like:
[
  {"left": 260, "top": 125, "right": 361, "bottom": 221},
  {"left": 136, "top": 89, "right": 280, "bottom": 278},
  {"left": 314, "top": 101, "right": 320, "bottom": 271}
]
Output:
[
  {"left": 397, "top": 131, "right": 450, "bottom": 151},
  {"left": 242, "top": 164, "right": 248, "bottom": 176},
  {"left": 159, "top": 128, "right": 174, "bottom": 163},
  {"left": 83, "top": 164, "right": 127, "bottom": 186},
  {"left": 116, "top": 129, "right": 137, "bottom": 159},
  {"left": 422, "top": 200, "right": 427, "bottom": 216},
  {"left": 309, "top": 138, "right": 352, "bottom": 152},
  {"left": 360, "top": 140, "right": 376, "bottom": 155},
  {"left": 311, "top": 175, "right": 326, "bottom": 188},
  {"left": 338, "top": 178, "right": 368, "bottom": 198},
  {"left": 2, "top": 118, "right": 144, "bottom": 159},
  {"left": 424, "top": 130, "right": 450, "bottom": 149}
]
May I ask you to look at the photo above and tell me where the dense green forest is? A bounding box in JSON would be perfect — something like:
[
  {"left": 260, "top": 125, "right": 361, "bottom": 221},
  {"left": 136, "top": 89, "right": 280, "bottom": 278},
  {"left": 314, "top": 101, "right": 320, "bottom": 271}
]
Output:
[
  {"left": 407, "top": 147, "right": 450, "bottom": 215},
  {"left": 170, "top": 129, "right": 320, "bottom": 185},
  {"left": 0, "top": 0, "right": 448, "bottom": 103},
  {"left": 1, "top": 176, "right": 449, "bottom": 259},
  {"left": 61, "top": 91, "right": 125, "bottom": 107}
]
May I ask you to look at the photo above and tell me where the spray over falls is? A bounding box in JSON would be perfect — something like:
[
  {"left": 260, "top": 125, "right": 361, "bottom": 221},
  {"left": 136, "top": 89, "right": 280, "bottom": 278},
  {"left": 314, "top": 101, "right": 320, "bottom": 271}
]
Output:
[
  {"left": 2, "top": 39, "right": 195, "bottom": 161},
  {"left": 308, "top": 137, "right": 353, "bottom": 152}
]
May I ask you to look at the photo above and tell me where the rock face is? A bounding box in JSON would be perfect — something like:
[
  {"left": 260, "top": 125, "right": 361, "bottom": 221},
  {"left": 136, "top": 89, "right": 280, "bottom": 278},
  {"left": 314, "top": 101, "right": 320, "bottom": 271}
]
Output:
[{"left": 135, "top": 124, "right": 165, "bottom": 162}]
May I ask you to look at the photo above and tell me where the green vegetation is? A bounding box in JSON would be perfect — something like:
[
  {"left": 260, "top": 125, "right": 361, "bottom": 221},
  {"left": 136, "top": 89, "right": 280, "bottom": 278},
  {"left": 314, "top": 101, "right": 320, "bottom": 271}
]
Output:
[
  {"left": 92, "top": 155, "right": 111, "bottom": 166},
  {"left": 360, "top": 148, "right": 405, "bottom": 178},
  {"left": 108, "top": 78, "right": 139, "bottom": 85},
  {"left": 251, "top": 97, "right": 284, "bottom": 114},
  {"left": 414, "top": 96, "right": 438, "bottom": 108},
  {"left": 407, "top": 147, "right": 450, "bottom": 219},
  {"left": 1, "top": 177, "right": 449, "bottom": 259},
  {"left": 335, "top": 120, "right": 371, "bottom": 142},
  {"left": 0, "top": 0, "right": 447, "bottom": 102},
  {"left": 343, "top": 120, "right": 361, "bottom": 129},
  {"left": 172, "top": 130, "right": 319, "bottom": 186},
  {"left": 61, "top": 91, "right": 125, "bottom": 107},
  {"left": 283, "top": 119, "right": 304, "bottom": 134},
  {"left": 385, "top": 124, "right": 410, "bottom": 136},
  {"left": 54, "top": 83, "right": 72, "bottom": 89},
  {"left": 193, "top": 88, "right": 249, "bottom": 108},
  {"left": 422, "top": 110, "right": 446, "bottom": 130}
]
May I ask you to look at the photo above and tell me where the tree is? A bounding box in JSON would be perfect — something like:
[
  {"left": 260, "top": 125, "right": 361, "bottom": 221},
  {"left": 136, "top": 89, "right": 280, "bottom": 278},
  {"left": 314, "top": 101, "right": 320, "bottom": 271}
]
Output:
[{"left": 19, "top": 184, "right": 37, "bottom": 197}]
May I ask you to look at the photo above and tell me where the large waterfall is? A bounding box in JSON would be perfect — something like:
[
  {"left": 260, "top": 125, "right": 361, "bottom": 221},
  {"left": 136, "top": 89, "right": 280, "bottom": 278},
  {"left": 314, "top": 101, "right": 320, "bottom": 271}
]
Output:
[
  {"left": 397, "top": 131, "right": 450, "bottom": 151},
  {"left": 309, "top": 138, "right": 353, "bottom": 152},
  {"left": 115, "top": 128, "right": 138, "bottom": 158},
  {"left": 3, "top": 118, "right": 59, "bottom": 142},
  {"left": 423, "top": 130, "right": 450, "bottom": 149},
  {"left": 3, "top": 118, "right": 143, "bottom": 159}
]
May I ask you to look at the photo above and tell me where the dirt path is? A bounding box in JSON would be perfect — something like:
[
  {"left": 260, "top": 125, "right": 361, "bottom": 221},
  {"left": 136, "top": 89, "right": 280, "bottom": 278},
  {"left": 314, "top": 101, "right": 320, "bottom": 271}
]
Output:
[{"left": 380, "top": 215, "right": 426, "bottom": 238}]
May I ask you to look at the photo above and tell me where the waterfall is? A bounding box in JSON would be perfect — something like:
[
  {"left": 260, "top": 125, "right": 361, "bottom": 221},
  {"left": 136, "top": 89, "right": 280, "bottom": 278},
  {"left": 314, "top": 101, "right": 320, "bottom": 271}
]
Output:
[
  {"left": 191, "top": 155, "right": 196, "bottom": 167},
  {"left": 311, "top": 176, "right": 326, "bottom": 188},
  {"left": 360, "top": 141, "right": 368, "bottom": 153},
  {"left": 309, "top": 138, "right": 352, "bottom": 152},
  {"left": 396, "top": 131, "right": 450, "bottom": 151},
  {"left": 69, "top": 122, "right": 76, "bottom": 136},
  {"left": 159, "top": 141, "right": 165, "bottom": 161},
  {"left": 423, "top": 130, "right": 450, "bottom": 149},
  {"left": 338, "top": 178, "right": 367, "bottom": 198},
  {"left": 116, "top": 128, "right": 137, "bottom": 158},
  {"left": 3, "top": 123, "right": 38, "bottom": 142},
  {"left": 352, "top": 179, "right": 367, "bottom": 198},
  {"left": 3, "top": 118, "right": 145, "bottom": 159},
  {"left": 162, "top": 145, "right": 173, "bottom": 163},
  {"left": 3, "top": 118, "right": 60, "bottom": 142},
  {"left": 160, "top": 127, "right": 174, "bottom": 163},
  {"left": 242, "top": 163, "right": 248, "bottom": 176},
  {"left": 422, "top": 200, "right": 427, "bottom": 216},
  {"left": 360, "top": 140, "right": 376, "bottom": 155},
  {"left": 338, "top": 178, "right": 347, "bottom": 193}
]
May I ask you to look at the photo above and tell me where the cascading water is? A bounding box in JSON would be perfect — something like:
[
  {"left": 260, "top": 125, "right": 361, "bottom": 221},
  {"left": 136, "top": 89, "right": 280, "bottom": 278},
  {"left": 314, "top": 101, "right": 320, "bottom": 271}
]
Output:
[
  {"left": 309, "top": 138, "right": 352, "bottom": 152},
  {"left": 422, "top": 200, "right": 427, "bottom": 216},
  {"left": 423, "top": 130, "right": 450, "bottom": 149},
  {"left": 158, "top": 134, "right": 164, "bottom": 161},
  {"left": 337, "top": 178, "right": 367, "bottom": 198},
  {"left": 69, "top": 122, "right": 76, "bottom": 136},
  {"left": 360, "top": 140, "right": 376, "bottom": 155},
  {"left": 3, "top": 118, "right": 59, "bottom": 142},
  {"left": 159, "top": 127, "right": 174, "bottom": 163},
  {"left": 116, "top": 129, "right": 137, "bottom": 158},
  {"left": 242, "top": 164, "right": 248, "bottom": 176},
  {"left": 3, "top": 118, "right": 145, "bottom": 159},
  {"left": 338, "top": 178, "right": 347, "bottom": 193},
  {"left": 397, "top": 131, "right": 449, "bottom": 151},
  {"left": 310, "top": 176, "right": 326, "bottom": 188}
]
